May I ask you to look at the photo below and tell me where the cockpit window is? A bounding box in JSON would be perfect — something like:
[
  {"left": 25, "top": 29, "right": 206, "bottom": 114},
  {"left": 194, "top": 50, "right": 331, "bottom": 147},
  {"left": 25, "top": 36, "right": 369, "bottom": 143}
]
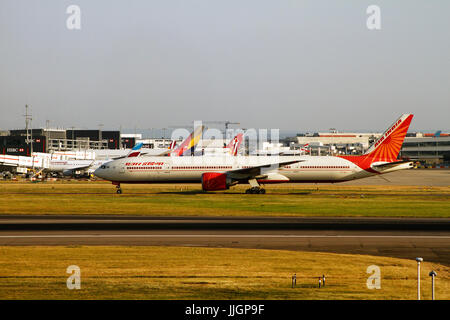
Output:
[{"left": 101, "top": 165, "right": 106, "bottom": 169}]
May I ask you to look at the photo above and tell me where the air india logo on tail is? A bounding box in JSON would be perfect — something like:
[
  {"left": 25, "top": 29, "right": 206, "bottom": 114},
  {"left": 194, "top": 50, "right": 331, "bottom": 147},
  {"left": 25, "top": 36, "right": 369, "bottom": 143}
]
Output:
[
  {"left": 366, "top": 114, "right": 413, "bottom": 162},
  {"left": 339, "top": 114, "right": 413, "bottom": 170},
  {"left": 373, "top": 119, "right": 402, "bottom": 149}
]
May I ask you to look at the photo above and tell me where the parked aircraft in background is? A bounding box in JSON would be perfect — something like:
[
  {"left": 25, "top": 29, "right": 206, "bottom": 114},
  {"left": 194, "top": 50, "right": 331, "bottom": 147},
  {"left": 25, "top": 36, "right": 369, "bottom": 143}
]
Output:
[
  {"left": 299, "top": 143, "right": 310, "bottom": 154},
  {"left": 95, "top": 114, "right": 414, "bottom": 194},
  {"left": 170, "top": 130, "right": 243, "bottom": 157},
  {"left": 51, "top": 126, "right": 204, "bottom": 176},
  {"left": 43, "top": 125, "right": 207, "bottom": 177},
  {"left": 47, "top": 143, "right": 145, "bottom": 177}
]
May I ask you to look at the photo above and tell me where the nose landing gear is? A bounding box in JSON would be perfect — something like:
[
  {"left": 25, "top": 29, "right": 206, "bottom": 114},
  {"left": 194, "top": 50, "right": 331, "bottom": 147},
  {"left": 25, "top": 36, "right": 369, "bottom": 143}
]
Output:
[{"left": 113, "top": 182, "right": 122, "bottom": 194}]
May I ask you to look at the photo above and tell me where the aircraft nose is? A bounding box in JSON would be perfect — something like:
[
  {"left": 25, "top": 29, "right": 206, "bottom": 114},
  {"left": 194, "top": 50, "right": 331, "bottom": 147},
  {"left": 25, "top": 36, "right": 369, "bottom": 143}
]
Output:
[{"left": 94, "top": 167, "right": 104, "bottom": 178}]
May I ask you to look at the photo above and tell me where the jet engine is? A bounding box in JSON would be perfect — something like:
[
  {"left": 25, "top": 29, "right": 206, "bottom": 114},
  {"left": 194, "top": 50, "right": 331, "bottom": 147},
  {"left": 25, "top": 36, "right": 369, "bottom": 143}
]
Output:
[
  {"left": 201, "top": 172, "right": 233, "bottom": 191},
  {"left": 62, "top": 169, "right": 74, "bottom": 176}
]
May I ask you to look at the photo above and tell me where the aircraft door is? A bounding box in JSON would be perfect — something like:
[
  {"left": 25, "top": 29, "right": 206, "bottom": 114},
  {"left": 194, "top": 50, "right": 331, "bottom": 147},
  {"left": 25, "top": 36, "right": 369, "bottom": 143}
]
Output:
[
  {"left": 163, "top": 163, "right": 171, "bottom": 173},
  {"left": 162, "top": 162, "right": 171, "bottom": 180}
]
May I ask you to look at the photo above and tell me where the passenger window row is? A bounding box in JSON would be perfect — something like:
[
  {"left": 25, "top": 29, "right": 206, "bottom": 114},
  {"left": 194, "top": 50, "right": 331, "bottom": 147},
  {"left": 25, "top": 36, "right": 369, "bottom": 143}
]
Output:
[
  {"left": 172, "top": 166, "right": 232, "bottom": 170},
  {"left": 299, "top": 165, "right": 350, "bottom": 169}
]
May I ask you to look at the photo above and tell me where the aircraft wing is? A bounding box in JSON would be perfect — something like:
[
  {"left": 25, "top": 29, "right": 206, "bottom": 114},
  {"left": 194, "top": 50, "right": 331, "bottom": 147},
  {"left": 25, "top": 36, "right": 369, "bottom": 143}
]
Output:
[
  {"left": 67, "top": 160, "right": 97, "bottom": 171},
  {"left": 153, "top": 149, "right": 172, "bottom": 156},
  {"left": 227, "top": 159, "right": 304, "bottom": 180}
]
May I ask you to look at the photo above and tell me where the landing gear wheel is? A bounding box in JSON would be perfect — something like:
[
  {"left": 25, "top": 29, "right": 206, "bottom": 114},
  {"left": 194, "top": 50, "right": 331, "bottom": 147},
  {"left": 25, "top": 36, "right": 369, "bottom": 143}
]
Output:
[
  {"left": 245, "top": 187, "right": 265, "bottom": 194},
  {"left": 116, "top": 188, "right": 122, "bottom": 194}
]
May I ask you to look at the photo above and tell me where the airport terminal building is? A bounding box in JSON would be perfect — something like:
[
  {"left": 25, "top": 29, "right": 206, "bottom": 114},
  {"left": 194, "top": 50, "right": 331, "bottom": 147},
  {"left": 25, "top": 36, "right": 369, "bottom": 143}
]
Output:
[
  {"left": 0, "top": 129, "right": 125, "bottom": 156},
  {"left": 400, "top": 134, "right": 450, "bottom": 166},
  {"left": 287, "top": 131, "right": 450, "bottom": 166},
  {"left": 292, "top": 131, "right": 381, "bottom": 156}
]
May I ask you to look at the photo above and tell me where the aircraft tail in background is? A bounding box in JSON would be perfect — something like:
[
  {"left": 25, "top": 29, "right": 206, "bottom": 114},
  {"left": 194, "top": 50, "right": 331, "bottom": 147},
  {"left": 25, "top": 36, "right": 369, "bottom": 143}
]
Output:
[
  {"left": 126, "top": 143, "right": 144, "bottom": 158},
  {"left": 171, "top": 125, "right": 206, "bottom": 156},
  {"left": 168, "top": 140, "right": 177, "bottom": 150},
  {"left": 226, "top": 133, "right": 243, "bottom": 156},
  {"left": 300, "top": 143, "right": 310, "bottom": 154}
]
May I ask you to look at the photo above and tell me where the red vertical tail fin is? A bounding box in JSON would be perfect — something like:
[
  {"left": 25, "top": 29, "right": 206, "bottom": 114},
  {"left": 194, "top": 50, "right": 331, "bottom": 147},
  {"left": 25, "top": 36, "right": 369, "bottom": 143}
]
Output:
[
  {"left": 340, "top": 114, "right": 414, "bottom": 170},
  {"left": 364, "top": 114, "right": 413, "bottom": 162},
  {"left": 226, "top": 133, "right": 243, "bottom": 156}
]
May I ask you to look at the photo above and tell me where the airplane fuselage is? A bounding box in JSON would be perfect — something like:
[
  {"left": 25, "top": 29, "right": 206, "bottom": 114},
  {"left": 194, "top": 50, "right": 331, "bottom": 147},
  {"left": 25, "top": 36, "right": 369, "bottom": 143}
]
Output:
[{"left": 94, "top": 155, "right": 409, "bottom": 184}]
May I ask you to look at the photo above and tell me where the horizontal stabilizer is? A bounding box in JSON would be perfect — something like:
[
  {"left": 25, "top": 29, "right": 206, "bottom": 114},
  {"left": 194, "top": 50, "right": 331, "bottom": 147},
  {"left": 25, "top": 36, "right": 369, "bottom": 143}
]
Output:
[{"left": 371, "top": 160, "right": 413, "bottom": 170}]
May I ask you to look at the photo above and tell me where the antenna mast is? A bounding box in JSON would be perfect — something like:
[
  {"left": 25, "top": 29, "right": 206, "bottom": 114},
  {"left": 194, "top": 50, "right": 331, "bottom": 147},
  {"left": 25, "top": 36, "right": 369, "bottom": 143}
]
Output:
[
  {"left": 24, "top": 105, "right": 34, "bottom": 169},
  {"left": 24, "top": 104, "right": 33, "bottom": 155}
]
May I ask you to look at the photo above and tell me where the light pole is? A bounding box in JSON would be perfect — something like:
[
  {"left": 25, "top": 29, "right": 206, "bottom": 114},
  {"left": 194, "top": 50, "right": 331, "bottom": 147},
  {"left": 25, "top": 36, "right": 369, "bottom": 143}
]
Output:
[
  {"left": 416, "top": 257, "right": 423, "bottom": 300},
  {"left": 429, "top": 271, "right": 437, "bottom": 300}
]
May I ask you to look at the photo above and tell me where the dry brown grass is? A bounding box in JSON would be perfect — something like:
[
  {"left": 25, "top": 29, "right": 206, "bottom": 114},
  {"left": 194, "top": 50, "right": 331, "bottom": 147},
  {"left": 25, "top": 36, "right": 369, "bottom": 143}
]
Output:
[{"left": 0, "top": 246, "right": 448, "bottom": 300}]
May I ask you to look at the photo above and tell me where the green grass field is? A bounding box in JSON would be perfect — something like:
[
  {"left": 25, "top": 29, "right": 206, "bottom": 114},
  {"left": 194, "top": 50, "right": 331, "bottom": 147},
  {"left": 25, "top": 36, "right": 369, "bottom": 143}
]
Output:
[
  {"left": 0, "top": 246, "right": 448, "bottom": 300},
  {"left": 0, "top": 181, "right": 449, "bottom": 217}
]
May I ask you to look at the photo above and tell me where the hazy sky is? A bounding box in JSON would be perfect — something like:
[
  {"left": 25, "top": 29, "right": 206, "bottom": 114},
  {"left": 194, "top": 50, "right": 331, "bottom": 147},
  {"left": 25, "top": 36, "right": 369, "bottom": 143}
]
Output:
[{"left": 1, "top": 0, "right": 449, "bottom": 133}]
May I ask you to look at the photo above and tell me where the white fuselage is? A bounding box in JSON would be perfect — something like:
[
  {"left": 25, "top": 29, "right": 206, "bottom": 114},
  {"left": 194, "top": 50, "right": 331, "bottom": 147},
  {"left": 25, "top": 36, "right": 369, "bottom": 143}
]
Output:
[{"left": 94, "top": 155, "right": 386, "bottom": 184}]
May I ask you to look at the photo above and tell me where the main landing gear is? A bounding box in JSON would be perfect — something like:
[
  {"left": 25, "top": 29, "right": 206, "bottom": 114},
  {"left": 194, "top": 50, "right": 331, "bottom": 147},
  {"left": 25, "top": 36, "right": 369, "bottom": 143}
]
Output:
[
  {"left": 245, "top": 178, "right": 266, "bottom": 194},
  {"left": 245, "top": 187, "right": 266, "bottom": 194}
]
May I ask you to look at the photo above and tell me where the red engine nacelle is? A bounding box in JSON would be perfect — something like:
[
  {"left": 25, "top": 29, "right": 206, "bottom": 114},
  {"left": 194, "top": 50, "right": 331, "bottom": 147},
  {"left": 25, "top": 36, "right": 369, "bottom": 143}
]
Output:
[{"left": 201, "top": 172, "right": 230, "bottom": 191}]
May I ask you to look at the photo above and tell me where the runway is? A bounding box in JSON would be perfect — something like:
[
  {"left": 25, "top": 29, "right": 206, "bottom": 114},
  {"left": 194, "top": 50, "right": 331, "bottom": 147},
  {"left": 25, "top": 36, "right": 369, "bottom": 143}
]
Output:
[
  {"left": 1, "top": 215, "right": 449, "bottom": 265},
  {"left": 1, "top": 215, "right": 450, "bottom": 230}
]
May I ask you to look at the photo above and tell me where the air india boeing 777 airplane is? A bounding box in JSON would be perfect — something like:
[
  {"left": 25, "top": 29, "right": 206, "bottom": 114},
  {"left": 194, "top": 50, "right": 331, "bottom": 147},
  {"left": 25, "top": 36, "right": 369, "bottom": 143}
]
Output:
[{"left": 94, "top": 114, "right": 414, "bottom": 194}]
